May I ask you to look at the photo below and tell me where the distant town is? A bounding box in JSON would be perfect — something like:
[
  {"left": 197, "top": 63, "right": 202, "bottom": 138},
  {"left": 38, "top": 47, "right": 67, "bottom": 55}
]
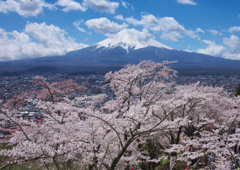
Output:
[{"left": 1, "top": 73, "right": 239, "bottom": 101}]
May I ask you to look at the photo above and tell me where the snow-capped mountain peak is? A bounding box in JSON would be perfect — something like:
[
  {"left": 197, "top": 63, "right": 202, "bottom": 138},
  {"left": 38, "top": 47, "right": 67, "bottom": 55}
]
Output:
[{"left": 95, "top": 29, "right": 173, "bottom": 53}]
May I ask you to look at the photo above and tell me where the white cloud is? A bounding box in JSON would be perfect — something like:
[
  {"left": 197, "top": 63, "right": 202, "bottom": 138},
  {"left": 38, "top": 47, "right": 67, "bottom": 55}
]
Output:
[
  {"left": 228, "top": 26, "right": 240, "bottom": 34},
  {"left": 107, "top": 28, "right": 152, "bottom": 41},
  {"left": 83, "top": 0, "right": 119, "bottom": 14},
  {"left": 114, "top": 15, "right": 124, "bottom": 21},
  {"left": 197, "top": 40, "right": 226, "bottom": 57},
  {"left": 185, "top": 49, "right": 193, "bottom": 52},
  {"left": 222, "top": 52, "right": 240, "bottom": 60},
  {"left": 196, "top": 28, "right": 204, "bottom": 34},
  {"left": 126, "top": 15, "right": 182, "bottom": 32},
  {"left": 121, "top": 1, "right": 129, "bottom": 8},
  {"left": 73, "top": 20, "right": 86, "bottom": 32},
  {"left": 0, "top": 0, "right": 55, "bottom": 17},
  {"left": 120, "top": 0, "right": 133, "bottom": 9},
  {"left": 185, "top": 29, "right": 199, "bottom": 39},
  {"left": 0, "top": 22, "right": 88, "bottom": 61},
  {"left": 55, "top": 0, "right": 87, "bottom": 12},
  {"left": 207, "top": 29, "right": 220, "bottom": 36},
  {"left": 125, "top": 17, "right": 140, "bottom": 26},
  {"left": 197, "top": 36, "right": 240, "bottom": 60},
  {"left": 85, "top": 17, "right": 128, "bottom": 34},
  {"left": 160, "top": 31, "right": 183, "bottom": 42},
  {"left": 176, "top": 0, "right": 197, "bottom": 5},
  {"left": 223, "top": 35, "right": 240, "bottom": 54},
  {"left": 126, "top": 14, "right": 199, "bottom": 41}
]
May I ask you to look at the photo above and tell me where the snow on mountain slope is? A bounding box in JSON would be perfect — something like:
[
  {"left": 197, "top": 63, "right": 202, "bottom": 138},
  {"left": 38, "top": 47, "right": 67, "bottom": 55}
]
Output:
[{"left": 95, "top": 29, "right": 173, "bottom": 53}]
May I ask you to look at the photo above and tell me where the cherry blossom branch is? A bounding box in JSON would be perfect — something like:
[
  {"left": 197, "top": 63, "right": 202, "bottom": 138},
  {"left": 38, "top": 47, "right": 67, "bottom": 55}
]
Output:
[
  {"left": 0, "top": 110, "right": 31, "bottom": 141},
  {"left": 0, "top": 154, "right": 48, "bottom": 170},
  {"left": 89, "top": 114, "right": 124, "bottom": 148}
]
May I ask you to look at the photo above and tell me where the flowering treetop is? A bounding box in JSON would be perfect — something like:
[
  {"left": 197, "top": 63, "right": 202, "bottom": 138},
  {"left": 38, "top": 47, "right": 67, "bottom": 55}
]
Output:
[{"left": 0, "top": 60, "right": 240, "bottom": 170}]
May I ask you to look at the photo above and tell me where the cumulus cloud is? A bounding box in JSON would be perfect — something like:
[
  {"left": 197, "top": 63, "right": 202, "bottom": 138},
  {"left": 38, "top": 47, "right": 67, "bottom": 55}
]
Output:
[
  {"left": 83, "top": 0, "right": 119, "bottom": 14},
  {"left": 0, "top": 22, "right": 88, "bottom": 61},
  {"left": 196, "top": 28, "right": 204, "bottom": 34},
  {"left": 207, "top": 29, "right": 220, "bottom": 36},
  {"left": 185, "top": 29, "right": 199, "bottom": 39},
  {"left": 222, "top": 53, "right": 240, "bottom": 60},
  {"left": 228, "top": 26, "right": 240, "bottom": 34},
  {"left": 85, "top": 17, "right": 128, "bottom": 34},
  {"left": 73, "top": 19, "right": 86, "bottom": 32},
  {"left": 197, "top": 40, "right": 226, "bottom": 57},
  {"left": 160, "top": 31, "right": 183, "bottom": 42},
  {"left": 197, "top": 35, "right": 240, "bottom": 60},
  {"left": 223, "top": 35, "right": 240, "bottom": 54},
  {"left": 55, "top": 0, "right": 87, "bottom": 12},
  {"left": 125, "top": 17, "right": 140, "bottom": 26},
  {"left": 0, "top": 0, "right": 55, "bottom": 17},
  {"left": 176, "top": 0, "right": 197, "bottom": 5},
  {"left": 114, "top": 15, "right": 124, "bottom": 21},
  {"left": 126, "top": 14, "right": 198, "bottom": 41}
]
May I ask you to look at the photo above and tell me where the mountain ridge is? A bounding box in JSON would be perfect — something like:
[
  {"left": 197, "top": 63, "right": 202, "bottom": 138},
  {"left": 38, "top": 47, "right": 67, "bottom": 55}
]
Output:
[{"left": 1, "top": 28, "right": 240, "bottom": 75}]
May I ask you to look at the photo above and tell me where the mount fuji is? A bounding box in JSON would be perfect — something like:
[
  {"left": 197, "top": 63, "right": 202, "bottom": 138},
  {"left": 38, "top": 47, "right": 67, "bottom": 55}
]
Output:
[
  {"left": 1, "top": 28, "right": 240, "bottom": 75},
  {"left": 95, "top": 29, "right": 172, "bottom": 53}
]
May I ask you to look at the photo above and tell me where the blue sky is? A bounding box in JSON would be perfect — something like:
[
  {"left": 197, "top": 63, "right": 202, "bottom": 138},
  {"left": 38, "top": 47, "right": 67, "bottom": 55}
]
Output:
[{"left": 0, "top": 0, "right": 240, "bottom": 61}]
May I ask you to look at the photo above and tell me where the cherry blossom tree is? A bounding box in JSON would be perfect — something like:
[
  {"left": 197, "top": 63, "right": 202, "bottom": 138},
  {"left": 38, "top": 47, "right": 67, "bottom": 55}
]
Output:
[
  {"left": 164, "top": 85, "right": 240, "bottom": 169},
  {"left": 0, "top": 78, "right": 87, "bottom": 169},
  {"left": 0, "top": 60, "right": 240, "bottom": 170}
]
